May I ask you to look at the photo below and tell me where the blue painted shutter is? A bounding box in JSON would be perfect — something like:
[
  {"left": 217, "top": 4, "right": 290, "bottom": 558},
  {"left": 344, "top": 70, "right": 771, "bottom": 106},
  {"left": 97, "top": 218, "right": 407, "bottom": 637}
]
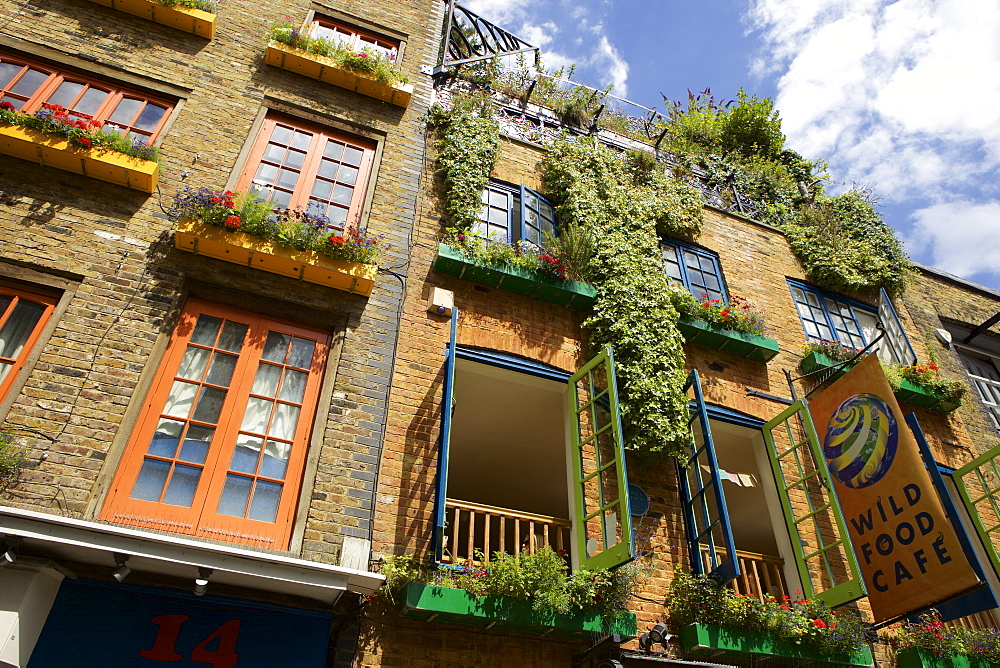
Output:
[
  {"left": 762, "top": 399, "right": 865, "bottom": 607},
  {"left": 519, "top": 185, "right": 556, "bottom": 247},
  {"left": 677, "top": 369, "right": 739, "bottom": 583},
  {"left": 568, "top": 345, "right": 634, "bottom": 570},
  {"left": 432, "top": 309, "right": 459, "bottom": 562},
  {"left": 878, "top": 288, "right": 917, "bottom": 365}
]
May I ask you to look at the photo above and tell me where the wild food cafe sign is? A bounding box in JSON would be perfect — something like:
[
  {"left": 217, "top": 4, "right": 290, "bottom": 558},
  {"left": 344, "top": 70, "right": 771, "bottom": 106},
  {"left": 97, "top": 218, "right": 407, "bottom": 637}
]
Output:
[{"left": 809, "top": 354, "right": 980, "bottom": 623}]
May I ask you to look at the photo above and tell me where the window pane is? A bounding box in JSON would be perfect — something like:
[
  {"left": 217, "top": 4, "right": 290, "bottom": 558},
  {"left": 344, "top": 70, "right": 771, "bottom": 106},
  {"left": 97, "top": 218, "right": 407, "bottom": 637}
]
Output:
[
  {"left": 191, "top": 315, "right": 222, "bottom": 346},
  {"left": 280, "top": 369, "right": 307, "bottom": 403},
  {"left": 191, "top": 386, "right": 226, "bottom": 423},
  {"left": 178, "top": 424, "right": 214, "bottom": 464},
  {"left": 230, "top": 434, "right": 262, "bottom": 474},
  {"left": 176, "top": 346, "right": 210, "bottom": 381},
  {"left": 252, "top": 363, "right": 281, "bottom": 397},
  {"left": 0, "top": 299, "right": 45, "bottom": 359},
  {"left": 206, "top": 352, "right": 238, "bottom": 386},
  {"left": 10, "top": 67, "right": 48, "bottom": 97},
  {"left": 331, "top": 184, "right": 352, "bottom": 205},
  {"left": 130, "top": 459, "right": 170, "bottom": 501},
  {"left": 288, "top": 338, "right": 315, "bottom": 368},
  {"left": 163, "top": 380, "right": 198, "bottom": 418},
  {"left": 241, "top": 397, "right": 273, "bottom": 433},
  {"left": 270, "top": 124, "right": 292, "bottom": 145},
  {"left": 217, "top": 321, "right": 248, "bottom": 352},
  {"left": 0, "top": 62, "right": 23, "bottom": 89},
  {"left": 75, "top": 87, "right": 108, "bottom": 116},
  {"left": 289, "top": 130, "right": 312, "bottom": 151},
  {"left": 247, "top": 480, "right": 282, "bottom": 522},
  {"left": 262, "top": 331, "right": 290, "bottom": 362},
  {"left": 45, "top": 80, "right": 84, "bottom": 109},
  {"left": 338, "top": 165, "right": 358, "bottom": 186},
  {"left": 148, "top": 419, "right": 183, "bottom": 458},
  {"left": 133, "top": 103, "right": 166, "bottom": 132},
  {"left": 217, "top": 474, "right": 252, "bottom": 517},
  {"left": 162, "top": 464, "right": 201, "bottom": 506},
  {"left": 270, "top": 403, "right": 300, "bottom": 441},
  {"left": 109, "top": 97, "right": 142, "bottom": 126},
  {"left": 260, "top": 441, "right": 291, "bottom": 479}
]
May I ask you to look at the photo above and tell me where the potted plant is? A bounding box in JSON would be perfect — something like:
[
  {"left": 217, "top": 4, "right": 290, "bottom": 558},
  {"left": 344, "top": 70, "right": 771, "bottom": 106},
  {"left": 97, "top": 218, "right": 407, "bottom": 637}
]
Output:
[
  {"left": 667, "top": 285, "right": 780, "bottom": 362},
  {"left": 84, "top": 0, "right": 217, "bottom": 38},
  {"left": 895, "top": 611, "right": 1000, "bottom": 667}
]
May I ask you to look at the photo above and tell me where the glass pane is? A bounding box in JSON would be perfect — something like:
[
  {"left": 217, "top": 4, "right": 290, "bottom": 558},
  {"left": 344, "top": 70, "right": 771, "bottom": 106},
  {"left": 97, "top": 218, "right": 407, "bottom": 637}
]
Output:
[
  {"left": 262, "top": 332, "right": 290, "bottom": 363},
  {"left": 0, "top": 299, "right": 45, "bottom": 358},
  {"left": 45, "top": 80, "right": 83, "bottom": 109},
  {"left": 0, "top": 362, "right": 11, "bottom": 384},
  {"left": 255, "top": 162, "right": 278, "bottom": 183},
  {"left": 263, "top": 143, "right": 286, "bottom": 163},
  {"left": 191, "top": 386, "right": 226, "bottom": 423},
  {"left": 206, "top": 352, "right": 237, "bottom": 386},
  {"left": 191, "top": 315, "right": 222, "bottom": 346},
  {"left": 270, "top": 124, "right": 292, "bottom": 145},
  {"left": 176, "top": 346, "right": 210, "bottom": 381},
  {"left": 284, "top": 149, "right": 306, "bottom": 170},
  {"left": 270, "top": 403, "right": 300, "bottom": 440},
  {"left": 270, "top": 189, "right": 292, "bottom": 208},
  {"left": 342, "top": 146, "right": 362, "bottom": 165},
  {"left": 133, "top": 103, "right": 166, "bottom": 132},
  {"left": 332, "top": 184, "right": 353, "bottom": 205},
  {"left": 241, "top": 397, "right": 272, "bottom": 433},
  {"left": 260, "top": 440, "right": 291, "bottom": 479},
  {"left": 162, "top": 464, "right": 200, "bottom": 506},
  {"left": 178, "top": 424, "right": 213, "bottom": 464},
  {"left": 327, "top": 207, "right": 347, "bottom": 227},
  {"left": 290, "top": 130, "right": 312, "bottom": 151},
  {"left": 248, "top": 481, "right": 282, "bottom": 522},
  {"left": 11, "top": 68, "right": 48, "bottom": 97},
  {"left": 280, "top": 369, "right": 307, "bottom": 403},
  {"left": 311, "top": 179, "right": 333, "bottom": 200},
  {"left": 130, "top": 459, "right": 170, "bottom": 501},
  {"left": 109, "top": 97, "right": 141, "bottom": 125},
  {"left": 277, "top": 168, "right": 299, "bottom": 189},
  {"left": 76, "top": 88, "right": 108, "bottom": 116},
  {"left": 162, "top": 380, "right": 197, "bottom": 418},
  {"left": 252, "top": 363, "right": 281, "bottom": 397},
  {"left": 338, "top": 165, "right": 358, "bottom": 186},
  {"left": 217, "top": 321, "right": 248, "bottom": 352},
  {"left": 288, "top": 338, "right": 315, "bottom": 369},
  {"left": 0, "top": 62, "right": 23, "bottom": 89},
  {"left": 230, "top": 434, "right": 262, "bottom": 474},
  {"left": 323, "top": 140, "right": 345, "bottom": 161},
  {"left": 217, "top": 474, "right": 252, "bottom": 517},
  {"left": 147, "top": 419, "right": 183, "bottom": 458}
]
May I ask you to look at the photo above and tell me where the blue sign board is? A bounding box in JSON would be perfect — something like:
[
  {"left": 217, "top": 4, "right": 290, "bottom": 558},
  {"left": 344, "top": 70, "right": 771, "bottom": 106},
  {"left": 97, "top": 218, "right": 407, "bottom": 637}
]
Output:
[{"left": 28, "top": 578, "right": 332, "bottom": 667}]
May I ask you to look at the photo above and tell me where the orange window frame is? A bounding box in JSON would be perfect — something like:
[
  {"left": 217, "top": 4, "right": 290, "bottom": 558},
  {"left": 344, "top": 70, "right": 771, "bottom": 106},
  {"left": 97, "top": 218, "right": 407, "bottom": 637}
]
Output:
[
  {"left": 310, "top": 16, "right": 399, "bottom": 56},
  {"left": 101, "top": 298, "right": 331, "bottom": 550},
  {"left": 235, "top": 115, "right": 376, "bottom": 231},
  {"left": 0, "top": 285, "right": 57, "bottom": 402},
  {"left": 0, "top": 53, "right": 174, "bottom": 142}
]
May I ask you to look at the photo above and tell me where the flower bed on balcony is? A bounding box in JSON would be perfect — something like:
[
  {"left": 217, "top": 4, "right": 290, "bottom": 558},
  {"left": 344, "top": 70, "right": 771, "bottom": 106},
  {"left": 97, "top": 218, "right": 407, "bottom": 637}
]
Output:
[
  {"left": 895, "top": 611, "right": 1000, "bottom": 667},
  {"left": 676, "top": 315, "right": 779, "bottom": 362},
  {"left": 170, "top": 188, "right": 380, "bottom": 296},
  {"left": 800, "top": 343, "right": 964, "bottom": 413},
  {"left": 0, "top": 103, "right": 158, "bottom": 192},
  {"left": 85, "top": 0, "right": 216, "bottom": 38},
  {"left": 264, "top": 21, "right": 411, "bottom": 107},
  {"left": 666, "top": 284, "right": 779, "bottom": 362},
  {"left": 433, "top": 243, "right": 596, "bottom": 310},
  {"left": 680, "top": 623, "right": 874, "bottom": 666}
]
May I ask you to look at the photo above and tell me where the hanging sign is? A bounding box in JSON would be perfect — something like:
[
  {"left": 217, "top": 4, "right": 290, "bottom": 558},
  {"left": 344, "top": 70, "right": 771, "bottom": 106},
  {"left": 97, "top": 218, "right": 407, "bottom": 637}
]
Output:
[{"left": 809, "top": 354, "right": 981, "bottom": 623}]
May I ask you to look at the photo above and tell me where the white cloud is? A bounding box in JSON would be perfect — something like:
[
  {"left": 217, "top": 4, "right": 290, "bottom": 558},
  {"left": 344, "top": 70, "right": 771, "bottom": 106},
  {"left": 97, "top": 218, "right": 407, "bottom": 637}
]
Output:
[
  {"left": 909, "top": 201, "right": 1000, "bottom": 280},
  {"left": 591, "top": 36, "right": 628, "bottom": 96}
]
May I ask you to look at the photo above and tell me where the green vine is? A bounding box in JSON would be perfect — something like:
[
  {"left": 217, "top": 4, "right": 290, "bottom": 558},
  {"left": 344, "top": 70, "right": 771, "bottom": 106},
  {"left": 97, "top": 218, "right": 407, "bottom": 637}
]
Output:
[{"left": 543, "top": 138, "right": 703, "bottom": 456}]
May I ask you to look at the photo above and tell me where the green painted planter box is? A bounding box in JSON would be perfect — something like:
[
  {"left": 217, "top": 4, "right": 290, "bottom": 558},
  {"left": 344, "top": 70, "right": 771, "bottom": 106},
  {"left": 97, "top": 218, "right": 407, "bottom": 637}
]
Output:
[
  {"left": 676, "top": 315, "right": 780, "bottom": 362},
  {"left": 432, "top": 244, "right": 596, "bottom": 310},
  {"left": 897, "top": 646, "right": 994, "bottom": 668},
  {"left": 799, "top": 352, "right": 961, "bottom": 414},
  {"left": 398, "top": 582, "right": 637, "bottom": 639},
  {"left": 680, "top": 623, "right": 874, "bottom": 666}
]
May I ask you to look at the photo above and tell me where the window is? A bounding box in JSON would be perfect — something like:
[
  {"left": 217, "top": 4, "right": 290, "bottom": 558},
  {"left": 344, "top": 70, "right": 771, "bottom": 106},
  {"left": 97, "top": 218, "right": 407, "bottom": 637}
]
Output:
[
  {"left": 662, "top": 239, "right": 726, "bottom": 301},
  {"left": 474, "top": 181, "right": 557, "bottom": 246},
  {"left": 101, "top": 299, "right": 330, "bottom": 549},
  {"left": 0, "top": 53, "right": 173, "bottom": 144},
  {"left": 236, "top": 115, "right": 376, "bottom": 231},
  {"left": 0, "top": 285, "right": 56, "bottom": 402},
  {"left": 956, "top": 345, "right": 1000, "bottom": 431},
  {"left": 309, "top": 16, "right": 399, "bottom": 61}
]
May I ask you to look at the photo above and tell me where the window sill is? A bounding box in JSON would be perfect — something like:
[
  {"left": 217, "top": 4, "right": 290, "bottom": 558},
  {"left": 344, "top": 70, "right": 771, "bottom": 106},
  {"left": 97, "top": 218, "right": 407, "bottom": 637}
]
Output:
[
  {"left": 174, "top": 218, "right": 377, "bottom": 296},
  {"left": 398, "top": 583, "right": 636, "bottom": 639},
  {"left": 86, "top": 0, "right": 215, "bottom": 38},
  {"left": 680, "top": 623, "right": 874, "bottom": 667},
  {"left": 800, "top": 351, "right": 962, "bottom": 413},
  {"left": 677, "top": 315, "right": 780, "bottom": 362},
  {"left": 433, "top": 243, "right": 596, "bottom": 310},
  {"left": 0, "top": 124, "right": 158, "bottom": 193},
  {"left": 264, "top": 41, "right": 413, "bottom": 108},
  {"left": 897, "top": 647, "right": 992, "bottom": 668}
]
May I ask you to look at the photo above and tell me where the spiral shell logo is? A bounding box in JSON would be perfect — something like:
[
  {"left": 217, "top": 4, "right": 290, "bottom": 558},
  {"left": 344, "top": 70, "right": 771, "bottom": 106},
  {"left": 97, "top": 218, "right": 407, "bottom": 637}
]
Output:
[{"left": 823, "top": 393, "right": 899, "bottom": 489}]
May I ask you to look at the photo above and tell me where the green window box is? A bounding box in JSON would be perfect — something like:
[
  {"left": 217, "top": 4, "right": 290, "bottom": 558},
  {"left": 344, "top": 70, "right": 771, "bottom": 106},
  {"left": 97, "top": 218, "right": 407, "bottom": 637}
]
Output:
[
  {"left": 897, "top": 646, "right": 994, "bottom": 668},
  {"left": 799, "top": 352, "right": 961, "bottom": 413},
  {"left": 398, "top": 583, "right": 636, "bottom": 639},
  {"left": 676, "top": 315, "right": 780, "bottom": 362},
  {"left": 680, "top": 623, "right": 874, "bottom": 667},
  {"left": 432, "top": 244, "right": 596, "bottom": 310}
]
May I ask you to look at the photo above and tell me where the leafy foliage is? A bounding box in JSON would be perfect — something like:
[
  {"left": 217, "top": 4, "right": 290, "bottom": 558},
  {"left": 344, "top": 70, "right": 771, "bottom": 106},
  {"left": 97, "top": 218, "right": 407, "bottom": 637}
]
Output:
[
  {"left": 543, "top": 137, "right": 703, "bottom": 456},
  {"left": 267, "top": 20, "right": 407, "bottom": 85},
  {"left": 896, "top": 611, "right": 1000, "bottom": 662},
  {"left": 661, "top": 88, "right": 784, "bottom": 162},
  {"left": 667, "top": 285, "right": 768, "bottom": 337},
  {"left": 443, "top": 228, "right": 571, "bottom": 281},
  {"left": 0, "top": 425, "right": 27, "bottom": 492}
]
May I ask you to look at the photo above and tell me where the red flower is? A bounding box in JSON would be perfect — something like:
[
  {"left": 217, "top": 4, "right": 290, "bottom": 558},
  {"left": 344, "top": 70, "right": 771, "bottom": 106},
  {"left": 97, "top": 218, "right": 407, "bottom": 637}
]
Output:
[
  {"left": 74, "top": 136, "right": 93, "bottom": 148},
  {"left": 330, "top": 235, "right": 346, "bottom": 245},
  {"left": 929, "top": 363, "right": 939, "bottom": 371},
  {"left": 813, "top": 619, "right": 827, "bottom": 629},
  {"left": 0, "top": 101, "right": 14, "bottom": 111},
  {"left": 224, "top": 215, "right": 241, "bottom": 229},
  {"left": 720, "top": 309, "right": 731, "bottom": 319}
]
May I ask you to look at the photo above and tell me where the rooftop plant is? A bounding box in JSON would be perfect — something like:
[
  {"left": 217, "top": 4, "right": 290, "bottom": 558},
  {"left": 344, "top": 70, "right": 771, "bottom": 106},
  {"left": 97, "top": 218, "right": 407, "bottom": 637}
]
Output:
[
  {"left": 0, "top": 102, "right": 160, "bottom": 162},
  {"left": 169, "top": 187, "right": 383, "bottom": 264},
  {"left": 267, "top": 19, "right": 408, "bottom": 86}
]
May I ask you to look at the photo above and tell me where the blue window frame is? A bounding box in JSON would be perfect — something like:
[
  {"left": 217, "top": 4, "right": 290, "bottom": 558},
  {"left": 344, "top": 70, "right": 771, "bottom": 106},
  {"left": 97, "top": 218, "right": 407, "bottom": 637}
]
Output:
[
  {"left": 474, "top": 180, "right": 556, "bottom": 246},
  {"left": 662, "top": 239, "right": 726, "bottom": 302},
  {"left": 788, "top": 280, "right": 875, "bottom": 350}
]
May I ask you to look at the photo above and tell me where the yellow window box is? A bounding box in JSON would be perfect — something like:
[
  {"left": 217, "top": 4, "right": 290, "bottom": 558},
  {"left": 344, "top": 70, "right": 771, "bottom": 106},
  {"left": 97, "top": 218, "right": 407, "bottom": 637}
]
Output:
[
  {"left": 86, "top": 0, "right": 216, "bottom": 38},
  {"left": 0, "top": 124, "right": 158, "bottom": 193},
  {"left": 174, "top": 218, "right": 377, "bottom": 296},
  {"left": 264, "top": 41, "right": 413, "bottom": 108}
]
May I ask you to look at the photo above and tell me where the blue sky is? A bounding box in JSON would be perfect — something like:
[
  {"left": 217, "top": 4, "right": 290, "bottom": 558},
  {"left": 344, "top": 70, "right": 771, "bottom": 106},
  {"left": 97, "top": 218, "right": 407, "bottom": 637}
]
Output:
[{"left": 464, "top": 0, "right": 1000, "bottom": 292}]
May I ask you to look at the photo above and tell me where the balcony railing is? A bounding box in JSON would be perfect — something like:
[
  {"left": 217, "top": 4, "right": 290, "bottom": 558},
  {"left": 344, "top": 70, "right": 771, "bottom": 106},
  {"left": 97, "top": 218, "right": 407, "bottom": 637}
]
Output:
[
  {"left": 700, "top": 546, "right": 789, "bottom": 602},
  {"left": 943, "top": 609, "right": 1000, "bottom": 631},
  {"left": 442, "top": 498, "right": 571, "bottom": 564}
]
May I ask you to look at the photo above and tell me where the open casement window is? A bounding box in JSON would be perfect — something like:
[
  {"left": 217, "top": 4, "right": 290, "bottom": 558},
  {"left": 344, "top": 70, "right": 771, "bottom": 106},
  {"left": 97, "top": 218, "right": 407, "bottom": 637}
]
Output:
[
  {"left": 474, "top": 181, "right": 557, "bottom": 247},
  {"left": 876, "top": 289, "right": 917, "bottom": 366},
  {"left": 432, "top": 309, "right": 459, "bottom": 563},
  {"left": 309, "top": 16, "right": 400, "bottom": 62},
  {"left": 568, "top": 346, "right": 634, "bottom": 570},
  {"left": 235, "top": 115, "right": 375, "bottom": 231},
  {"left": 0, "top": 285, "right": 57, "bottom": 401},
  {"left": 762, "top": 400, "right": 865, "bottom": 607},
  {"left": 101, "top": 299, "right": 330, "bottom": 550},
  {"left": 953, "top": 441, "right": 1000, "bottom": 580},
  {"left": 0, "top": 53, "right": 174, "bottom": 144},
  {"left": 678, "top": 369, "right": 739, "bottom": 583}
]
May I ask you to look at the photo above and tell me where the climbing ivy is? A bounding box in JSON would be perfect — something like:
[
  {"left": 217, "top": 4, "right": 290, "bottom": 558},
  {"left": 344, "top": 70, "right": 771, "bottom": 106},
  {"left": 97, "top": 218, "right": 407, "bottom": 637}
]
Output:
[{"left": 543, "top": 138, "right": 702, "bottom": 456}]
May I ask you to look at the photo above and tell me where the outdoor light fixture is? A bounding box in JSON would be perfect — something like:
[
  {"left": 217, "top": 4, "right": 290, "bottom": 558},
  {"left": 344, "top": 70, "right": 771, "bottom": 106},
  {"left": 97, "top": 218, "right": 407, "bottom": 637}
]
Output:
[
  {"left": 112, "top": 553, "right": 131, "bottom": 583},
  {"left": 648, "top": 622, "right": 669, "bottom": 644},
  {"left": 193, "top": 567, "right": 212, "bottom": 596}
]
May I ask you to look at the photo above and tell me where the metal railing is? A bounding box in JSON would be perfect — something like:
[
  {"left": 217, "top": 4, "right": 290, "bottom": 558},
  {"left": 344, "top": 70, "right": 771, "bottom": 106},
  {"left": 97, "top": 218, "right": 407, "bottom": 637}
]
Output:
[{"left": 441, "top": 498, "right": 571, "bottom": 564}]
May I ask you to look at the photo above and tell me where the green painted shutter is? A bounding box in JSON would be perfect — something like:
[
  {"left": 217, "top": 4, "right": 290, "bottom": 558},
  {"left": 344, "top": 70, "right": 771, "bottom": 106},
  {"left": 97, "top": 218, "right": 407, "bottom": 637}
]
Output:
[
  {"left": 762, "top": 399, "right": 866, "bottom": 606},
  {"left": 953, "top": 442, "right": 1000, "bottom": 578},
  {"left": 678, "top": 369, "right": 739, "bottom": 583},
  {"left": 568, "top": 345, "right": 634, "bottom": 570},
  {"left": 433, "top": 310, "right": 459, "bottom": 562}
]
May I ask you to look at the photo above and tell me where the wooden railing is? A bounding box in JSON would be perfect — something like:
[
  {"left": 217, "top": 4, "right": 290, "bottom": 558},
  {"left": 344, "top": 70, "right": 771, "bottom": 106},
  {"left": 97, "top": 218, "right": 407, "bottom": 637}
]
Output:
[
  {"left": 701, "top": 546, "right": 789, "bottom": 602},
  {"left": 944, "top": 609, "right": 1000, "bottom": 631},
  {"left": 442, "top": 498, "right": 572, "bottom": 564}
]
